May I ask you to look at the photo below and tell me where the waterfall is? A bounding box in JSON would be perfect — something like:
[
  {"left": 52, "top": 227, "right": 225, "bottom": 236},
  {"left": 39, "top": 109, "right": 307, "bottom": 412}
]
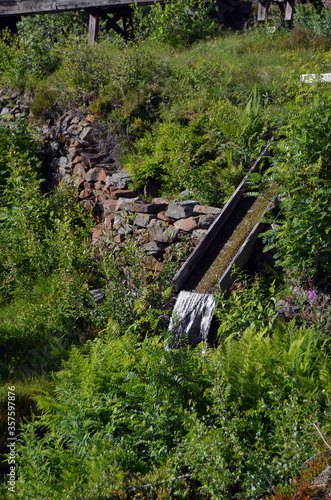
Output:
[{"left": 167, "top": 291, "right": 216, "bottom": 348}]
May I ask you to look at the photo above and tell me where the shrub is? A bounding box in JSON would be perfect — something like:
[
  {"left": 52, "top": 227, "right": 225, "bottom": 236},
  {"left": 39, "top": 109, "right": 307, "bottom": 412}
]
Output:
[
  {"left": 295, "top": 3, "right": 331, "bottom": 38},
  {"left": 262, "top": 83, "right": 331, "bottom": 281},
  {"left": 135, "top": 0, "right": 216, "bottom": 47}
]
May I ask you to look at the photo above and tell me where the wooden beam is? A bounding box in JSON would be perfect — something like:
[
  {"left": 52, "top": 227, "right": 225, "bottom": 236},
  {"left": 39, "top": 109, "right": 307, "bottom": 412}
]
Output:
[
  {"left": 100, "top": 7, "right": 133, "bottom": 40},
  {"left": 257, "top": 0, "right": 271, "bottom": 21},
  {"left": 0, "top": 0, "right": 159, "bottom": 17},
  {"left": 285, "top": 0, "right": 294, "bottom": 21},
  {"left": 88, "top": 9, "right": 99, "bottom": 44}
]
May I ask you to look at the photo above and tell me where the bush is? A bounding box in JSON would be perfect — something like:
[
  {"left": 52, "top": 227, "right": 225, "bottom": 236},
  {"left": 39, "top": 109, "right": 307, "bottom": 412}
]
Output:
[
  {"left": 1, "top": 12, "right": 87, "bottom": 89},
  {"left": 295, "top": 3, "right": 331, "bottom": 38},
  {"left": 135, "top": 0, "right": 216, "bottom": 47},
  {"left": 9, "top": 317, "right": 330, "bottom": 499},
  {"left": 262, "top": 83, "right": 331, "bottom": 281}
]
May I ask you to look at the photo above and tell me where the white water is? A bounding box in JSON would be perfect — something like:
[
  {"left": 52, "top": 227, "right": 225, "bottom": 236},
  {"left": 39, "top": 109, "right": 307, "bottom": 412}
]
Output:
[{"left": 167, "top": 291, "right": 216, "bottom": 348}]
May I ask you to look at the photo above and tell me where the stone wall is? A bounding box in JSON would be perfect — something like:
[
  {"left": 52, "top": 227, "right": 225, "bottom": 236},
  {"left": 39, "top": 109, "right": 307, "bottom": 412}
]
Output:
[
  {"left": 39, "top": 109, "right": 223, "bottom": 269},
  {"left": 0, "top": 91, "right": 223, "bottom": 271}
]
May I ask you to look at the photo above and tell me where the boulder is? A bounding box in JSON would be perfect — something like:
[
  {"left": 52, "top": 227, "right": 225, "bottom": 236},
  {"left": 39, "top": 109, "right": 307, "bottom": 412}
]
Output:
[
  {"left": 165, "top": 200, "right": 199, "bottom": 220},
  {"left": 80, "top": 127, "right": 95, "bottom": 144},
  {"left": 193, "top": 204, "right": 221, "bottom": 216},
  {"left": 136, "top": 203, "right": 168, "bottom": 214},
  {"left": 111, "top": 189, "right": 137, "bottom": 200},
  {"left": 111, "top": 172, "right": 132, "bottom": 190},
  {"left": 135, "top": 213, "right": 155, "bottom": 228},
  {"left": 191, "top": 229, "right": 207, "bottom": 245},
  {"left": 174, "top": 217, "right": 198, "bottom": 232},
  {"left": 81, "top": 152, "right": 107, "bottom": 168},
  {"left": 85, "top": 167, "right": 107, "bottom": 183},
  {"left": 144, "top": 241, "right": 167, "bottom": 257},
  {"left": 198, "top": 214, "right": 216, "bottom": 229},
  {"left": 67, "top": 124, "right": 83, "bottom": 136}
]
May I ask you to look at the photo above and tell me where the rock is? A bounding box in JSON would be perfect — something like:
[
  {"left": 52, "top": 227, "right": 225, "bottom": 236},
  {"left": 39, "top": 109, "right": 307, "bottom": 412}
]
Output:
[
  {"left": 136, "top": 203, "right": 168, "bottom": 214},
  {"left": 115, "top": 198, "right": 140, "bottom": 212},
  {"left": 94, "top": 181, "right": 105, "bottom": 190},
  {"left": 192, "top": 204, "right": 221, "bottom": 216},
  {"left": 71, "top": 155, "right": 83, "bottom": 165},
  {"left": 79, "top": 188, "right": 93, "bottom": 199},
  {"left": 91, "top": 223, "right": 104, "bottom": 241},
  {"left": 198, "top": 214, "right": 216, "bottom": 229},
  {"left": 111, "top": 189, "right": 137, "bottom": 200},
  {"left": 157, "top": 210, "right": 174, "bottom": 222},
  {"left": 111, "top": 234, "right": 121, "bottom": 244},
  {"left": 275, "top": 299, "right": 301, "bottom": 320},
  {"left": 67, "top": 124, "right": 83, "bottom": 136},
  {"left": 111, "top": 172, "right": 132, "bottom": 190},
  {"left": 71, "top": 116, "right": 82, "bottom": 124},
  {"left": 135, "top": 213, "right": 155, "bottom": 228},
  {"left": 103, "top": 200, "right": 118, "bottom": 215},
  {"left": 86, "top": 114, "right": 95, "bottom": 123},
  {"left": 85, "top": 167, "right": 107, "bottom": 183},
  {"left": 174, "top": 217, "right": 198, "bottom": 232},
  {"left": 45, "top": 140, "right": 61, "bottom": 157},
  {"left": 80, "top": 200, "right": 103, "bottom": 220},
  {"left": 118, "top": 225, "right": 133, "bottom": 236},
  {"left": 149, "top": 220, "right": 179, "bottom": 243},
  {"left": 191, "top": 229, "right": 207, "bottom": 245},
  {"left": 152, "top": 197, "right": 172, "bottom": 204},
  {"left": 50, "top": 156, "right": 69, "bottom": 172},
  {"left": 70, "top": 138, "right": 80, "bottom": 148},
  {"left": 144, "top": 241, "right": 167, "bottom": 257},
  {"left": 0, "top": 107, "right": 10, "bottom": 116},
  {"left": 104, "top": 214, "right": 114, "bottom": 228},
  {"left": 106, "top": 183, "right": 118, "bottom": 194},
  {"left": 80, "top": 127, "right": 95, "bottom": 144},
  {"left": 81, "top": 152, "right": 107, "bottom": 168},
  {"left": 165, "top": 201, "right": 199, "bottom": 220},
  {"left": 114, "top": 214, "right": 133, "bottom": 235}
]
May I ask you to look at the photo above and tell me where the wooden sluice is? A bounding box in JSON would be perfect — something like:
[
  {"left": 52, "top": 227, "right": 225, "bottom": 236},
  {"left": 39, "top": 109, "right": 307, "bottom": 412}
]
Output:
[{"left": 173, "top": 142, "right": 275, "bottom": 294}]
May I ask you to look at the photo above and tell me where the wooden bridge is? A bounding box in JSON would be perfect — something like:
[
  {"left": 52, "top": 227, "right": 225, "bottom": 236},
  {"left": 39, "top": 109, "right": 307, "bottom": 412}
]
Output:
[
  {"left": 0, "top": 0, "right": 295, "bottom": 42},
  {"left": 0, "top": 0, "right": 160, "bottom": 41}
]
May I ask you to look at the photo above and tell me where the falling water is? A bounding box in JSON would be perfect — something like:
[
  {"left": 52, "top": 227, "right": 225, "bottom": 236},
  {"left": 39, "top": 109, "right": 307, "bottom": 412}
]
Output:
[{"left": 167, "top": 291, "right": 216, "bottom": 348}]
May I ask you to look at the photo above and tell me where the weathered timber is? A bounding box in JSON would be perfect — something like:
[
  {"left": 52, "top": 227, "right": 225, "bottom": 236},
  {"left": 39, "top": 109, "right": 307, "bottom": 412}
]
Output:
[
  {"left": 257, "top": 0, "right": 294, "bottom": 23},
  {"left": 173, "top": 141, "right": 272, "bottom": 292},
  {"left": 88, "top": 8, "right": 99, "bottom": 44},
  {"left": 0, "top": 0, "right": 153, "bottom": 16}
]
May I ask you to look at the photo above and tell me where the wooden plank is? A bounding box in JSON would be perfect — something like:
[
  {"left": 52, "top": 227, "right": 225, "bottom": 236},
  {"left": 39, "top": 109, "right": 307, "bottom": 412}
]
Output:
[
  {"left": 88, "top": 10, "right": 99, "bottom": 44},
  {"left": 257, "top": 2, "right": 267, "bottom": 21},
  {"left": 285, "top": 0, "right": 294, "bottom": 21},
  {"left": 257, "top": 0, "right": 271, "bottom": 21}
]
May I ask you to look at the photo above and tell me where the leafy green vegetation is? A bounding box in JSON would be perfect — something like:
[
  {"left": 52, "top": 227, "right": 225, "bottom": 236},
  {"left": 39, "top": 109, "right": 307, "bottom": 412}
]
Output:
[{"left": 0, "top": 3, "right": 330, "bottom": 499}]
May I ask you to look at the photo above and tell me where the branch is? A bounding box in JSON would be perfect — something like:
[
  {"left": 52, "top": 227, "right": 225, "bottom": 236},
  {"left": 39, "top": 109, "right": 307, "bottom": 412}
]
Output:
[
  {"left": 301, "top": 449, "right": 331, "bottom": 471},
  {"left": 126, "top": 473, "right": 191, "bottom": 493},
  {"left": 309, "top": 422, "right": 331, "bottom": 452}
]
